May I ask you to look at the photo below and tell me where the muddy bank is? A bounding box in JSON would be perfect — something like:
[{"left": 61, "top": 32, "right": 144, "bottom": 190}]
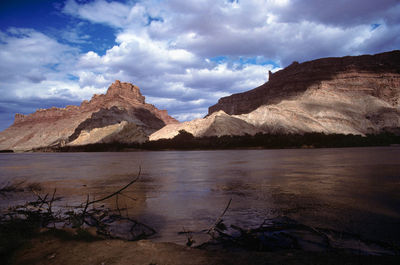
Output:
[{"left": 10, "top": 235, "right": 399, "bottom": 265}]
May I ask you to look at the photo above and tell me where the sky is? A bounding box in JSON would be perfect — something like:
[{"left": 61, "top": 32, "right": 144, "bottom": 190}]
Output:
[{"left": 0, "top": 0, "right": 399, "bottom": 130}]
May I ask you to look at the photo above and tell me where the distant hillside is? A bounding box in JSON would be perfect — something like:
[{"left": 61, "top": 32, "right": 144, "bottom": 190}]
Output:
[
  {"left": 0, "top": 81, "right": 177, "bottom": 151},
  {"left": 209, "top": 50, "right": 400, "bottom": 115},
  {"left": 152, "top": 50, "right": 400, "bottom": 141},
  {"left": 2, "top": 51, "right": 400, "bottom": 152}
]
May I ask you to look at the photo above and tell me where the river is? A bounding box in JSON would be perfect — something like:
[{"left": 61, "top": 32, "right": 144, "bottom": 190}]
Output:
[{"left": 1, "top": 147, "right": 400, "bottom": 246}]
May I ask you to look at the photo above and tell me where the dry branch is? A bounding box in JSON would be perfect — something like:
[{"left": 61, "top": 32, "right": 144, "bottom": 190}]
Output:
[
  {"left": 87, "top": 166, "right": 141, "bottom": 206},
  {"left": 1, "top": 166, "right": 156, "bottom": 242},
  {"left": 207, "top": 197, "right": 232, "bottom": 235}
]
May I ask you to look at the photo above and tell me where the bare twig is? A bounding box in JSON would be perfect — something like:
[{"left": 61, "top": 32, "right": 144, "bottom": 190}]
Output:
[
  {"left": 182, "top": 226, "right": 195, "bottom": 247},
  {"left": 48, "top": 188, "right": 57, "bottom": 214},
  {"left": 39, "top": 193, "right": 49, "bottom": 209},
  {"left": 207, "top": 198, "right": 232, "bottom": 234},
  {"left": 0, "top": 180, "right": 25, "bottom": 196},
  {"left": 1, "top": 166, "right": 157, "bottom": 242},
  {"left": 115, "top": 194, "right": 121, "bottom": 216},
  {"left": 81, "top": 194, "right": 90, "bottom": 224},
  {"left": 87, "top": 166, "right": 141, "bottom": 206}
]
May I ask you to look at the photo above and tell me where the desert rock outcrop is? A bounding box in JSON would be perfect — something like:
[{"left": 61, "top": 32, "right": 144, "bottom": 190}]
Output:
[
  {"left": 209, "top": 50, "right": 400, "bottom": 115},
  {"left": 150, "top": 111, "right": 260, "bottom": 141},
  {"left": 153, "top": 51, "right": 400, "bottom": 140},
  {"left": 0, "top": 81, "right": 178, "bottom": 151}
]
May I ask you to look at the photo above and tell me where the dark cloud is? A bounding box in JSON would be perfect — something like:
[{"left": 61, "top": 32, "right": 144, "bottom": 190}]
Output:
[
  {"left": 358, "top": 24, "right": 400, "bottom": 54},
  {"left": 272, "top": 0, "right": 400, "bottom": 27}
]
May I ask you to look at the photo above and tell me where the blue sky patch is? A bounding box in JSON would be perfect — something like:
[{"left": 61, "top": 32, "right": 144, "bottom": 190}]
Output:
[
  {"left": 370, "top": 23, "right": 381, "bottom": 31},
  {"left": 0, "top": 0, "right": 117, "bottom": 55},
  {"left": 210, "top": 56, "right": 280, "bottom": 68}
]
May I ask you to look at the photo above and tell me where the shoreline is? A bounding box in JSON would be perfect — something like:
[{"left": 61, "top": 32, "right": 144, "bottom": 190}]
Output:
[
  {"left": 3, "top": 144, "right": 400, "bottom": 153},
  {"left": 11, "top": 234, "right": 400, "bottom": 265},
  {"left": 1, "top": 132, "right": 400, "bottom": 153},
  {"left": 10, "top": 132, "right": 399, "bottom": 153}
]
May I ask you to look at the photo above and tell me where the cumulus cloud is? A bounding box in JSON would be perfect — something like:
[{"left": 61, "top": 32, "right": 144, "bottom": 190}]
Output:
[
  {"left": 1, "top": 0, "right": 399, "bottom": 130},
  {"left": 63, "top": 0, "right": 142, "bottom": 28},
  {"left": 71, "top": 29, "right": 275, "bottom": 118},
  {"left": 0, "top": 27, "right": 109, "bottom": 130},
  {"left": 0, "top": 28, "right": 75, "bottom": 84},
  {"left": 144, "top": 0, "right": 400, "bottom": 65},
  {"left": 0, "top": 28, "right": 107, "bottom": 100}
]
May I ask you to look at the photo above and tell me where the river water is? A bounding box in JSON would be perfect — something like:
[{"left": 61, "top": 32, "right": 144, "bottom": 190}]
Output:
[{"left": 1, "top": 147, "right": 400, "bottom": 246}]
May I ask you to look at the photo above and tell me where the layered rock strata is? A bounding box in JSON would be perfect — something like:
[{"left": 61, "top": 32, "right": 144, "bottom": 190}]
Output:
[
  {"left": 153, "top": 51, "right": 400, "bottom": 140},
  {"left": 150, "top": 111, "right": 260, "bottom": 141},
  {"left": 0, "top": 81, "right": 178, "bottom": 151},
  {"left": 209, "top": 50, "right": 400, "bottom": 115}
]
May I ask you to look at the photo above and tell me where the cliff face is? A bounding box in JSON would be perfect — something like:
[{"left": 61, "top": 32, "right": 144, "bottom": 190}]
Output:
[
  {"left": 152, "top": 51, "right": 400, "bottom": 141},
  {"left": 2, "top": 51, "right": 399, "bottom": 150},
  {"left": 0, "top": 80, "right": 178, "bottom": 151},
  {"left": 209, "top": 50, "right": 400, "bottom": 115},
  {"left": 150, "top": 110, "right": 260, "bottom": 141}
]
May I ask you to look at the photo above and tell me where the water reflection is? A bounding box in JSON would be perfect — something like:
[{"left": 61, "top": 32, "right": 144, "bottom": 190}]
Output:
[{"left": 1, "top": 147, "right": 399, "bottom": 245}]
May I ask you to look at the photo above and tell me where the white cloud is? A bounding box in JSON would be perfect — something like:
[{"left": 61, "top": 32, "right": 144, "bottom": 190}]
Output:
[
  {"left": 58, "top": 0, "right": 400, "bottom": 121},
  {"left": 174, "top": 112, "right": 205, "bottom": 121},
  {"left": 0, "top": 28, "right": 77, "bottom": 95},
  {"left": 0, "top": 28, "right": 105, "bottom": 104},
  {"left": 77, "top": 71, "right": 110, "bottom": 88},
  {"left": 1, "top": 0, "right": 399, "bottom": 130},
  {"left": 63, "top": 0, "right": 140, "bottom": 28}
]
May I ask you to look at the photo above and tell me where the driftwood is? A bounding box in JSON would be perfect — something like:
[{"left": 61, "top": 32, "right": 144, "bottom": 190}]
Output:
[
  {"left": 175, "top": 199, "right": 400, "bottom": 255},
  {"left": 0, "top": 181, "right": 42, "bottom": 197},
  {"left": 86, "top": 167, "right": 141, "bottom": 206},
  {"left": 0, "top": 167, "right": 155, "bottom": 241},
  {"left": 207, "top": 198, "right": 232, "bottom": 236},
  {"left": 197, "top": 215, "right": 400, "bottom": 255},
  {"left": 0, "top": 181, "right": 26, "bottom": 196}
]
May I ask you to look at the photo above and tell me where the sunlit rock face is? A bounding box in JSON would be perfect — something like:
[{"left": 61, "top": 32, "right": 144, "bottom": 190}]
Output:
[
  {"left": 151, "top": 51, "right": 400, "bottom": 140},
  {"left": 237, "top": 88, "right": 400, "bottom": 135},
  {"left": 209, "top": 50, "right": 400, "bottom": 116},
  {"left": 150, "top": 110, "right": 261, "bottom": 141},
  {"left": 0, "top": 81, "right": 178, "bottom": 151}
]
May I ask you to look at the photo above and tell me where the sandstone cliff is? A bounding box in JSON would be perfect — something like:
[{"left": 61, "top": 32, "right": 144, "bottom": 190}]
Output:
[
  {"left": 209, "top": 50, "right": 400, "bottom": 115},
  {"left": 0, "top": 81, "right": 178, "bottom": 151},
  {"left": 152, "top": 50, "right": 400, "bottom": 140},
  {"left": 150, "top": 110, "right": 260, "bottom": 141}
]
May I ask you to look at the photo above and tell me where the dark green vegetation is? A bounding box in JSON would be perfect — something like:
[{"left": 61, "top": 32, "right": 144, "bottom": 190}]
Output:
[{"left": 39, "top": 131, "right": 400, "bottom": 152}]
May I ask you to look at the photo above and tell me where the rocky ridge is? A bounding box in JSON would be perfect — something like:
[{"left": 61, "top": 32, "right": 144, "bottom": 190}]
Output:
[
  {"left": 152, "top": 50, "right": 400, "bottom": 140},
  {"left": 1, "top": 51, "right": 399, "bottom": 150},
  {"left": 0, "top": 81, "right": 178, "bottom": 151},
  {"left": 150, "top": 110, "right": 260, "bottom": 141},
  {"left": 209, "top": 50, "right": 400, "bottom": 115}
]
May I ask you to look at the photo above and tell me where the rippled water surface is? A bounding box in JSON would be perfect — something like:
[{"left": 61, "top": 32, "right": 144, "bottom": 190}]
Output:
[{"left": 1, "top": 147, "right": 400, "bottom": 245}]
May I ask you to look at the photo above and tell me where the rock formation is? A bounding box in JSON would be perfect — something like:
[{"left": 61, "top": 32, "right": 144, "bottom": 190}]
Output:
[
  {"left": 2, "top": 51, "right": 399, "bottom": 150},
  {"left": 0, "top": 81, "right": 178, "bottom": 151},
  {"left": 209, "top": 50, "right": 400, "bottom": 115},
  {"left": 150, "top": 110, "right": 260, "bottom": 141},
  {"left": 152, "top": 50, "right": 400, "bottom": 140}
]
